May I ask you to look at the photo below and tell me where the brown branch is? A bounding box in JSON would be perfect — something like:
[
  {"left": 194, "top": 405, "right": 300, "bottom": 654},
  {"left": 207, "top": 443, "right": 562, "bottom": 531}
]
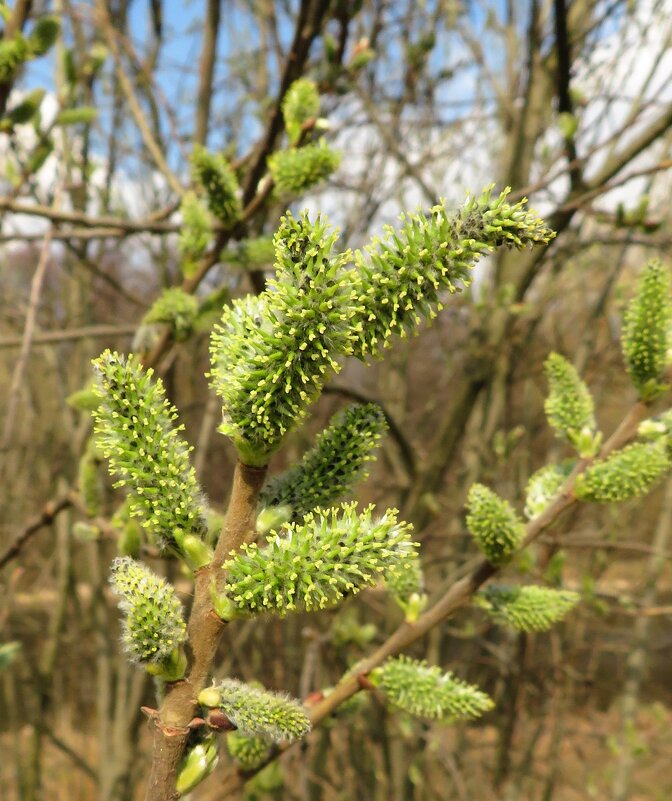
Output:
[
  {"left": 0, "top": 324, "right": 137, "bottom": 349},
  {"left": 0, "top": 197, "right": 180, "bottom": 233},
  {"left": 194, "top": 0, "right": 221, "bottom": 146},
  {"left": 241, "top": 0, "right": 332, "bottom": 206},
  {"left": 0, "top": 227, "right": 53, "bottom": 457},
  {"left": 144, "top": 461, "right": 268, "bottom": 801},
  {"left": 0, "top": 494, "right": 72, "bottom": 570}
]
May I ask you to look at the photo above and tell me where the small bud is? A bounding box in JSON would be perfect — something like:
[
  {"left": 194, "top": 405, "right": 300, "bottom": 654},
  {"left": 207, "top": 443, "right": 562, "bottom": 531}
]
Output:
[
  {"left": 146, "top": 647, "right": 187, "bottom": 682},
  {"left": 256, "top": 504, "right": 293, "bottom": 535},
  {"left": 175, "top": 737, "right": 219, "bottom": 795},
  {"left": 198, "top": 687, "right": 223, "bottom": 709},
  {"left": 181, "top": 534, "right": 213, "bottom": 570}
]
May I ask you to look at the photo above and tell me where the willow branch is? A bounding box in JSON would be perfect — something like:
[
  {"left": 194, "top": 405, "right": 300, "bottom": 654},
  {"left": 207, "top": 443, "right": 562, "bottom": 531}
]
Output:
[
  {"left": 144, "top": 462, "right": 267, "bottom": 801},
  {"left": 217, "top": 398, "right": 652, "bottom": 793},
  {"left": 0, "top": 494, "right": 72, "bottom": 570}
]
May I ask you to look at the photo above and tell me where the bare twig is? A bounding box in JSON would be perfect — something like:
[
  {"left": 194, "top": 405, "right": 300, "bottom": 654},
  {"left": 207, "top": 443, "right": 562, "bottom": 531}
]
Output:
[
  {"left": 0, "top": 324, "right": 137, "bottom": 349},
  {"left": 0, "top": 228, "right": 54, "bottom": 457},
  {"left": 0, "top": 494, "right": 72, "bottom": 570},
  {"left": 94, "top": 0, "right": 183, "bottom": 197}
]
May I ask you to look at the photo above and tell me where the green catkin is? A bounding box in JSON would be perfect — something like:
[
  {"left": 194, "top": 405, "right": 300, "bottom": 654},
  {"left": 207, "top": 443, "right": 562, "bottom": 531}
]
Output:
[
  {"left": 574, "top": 439, "right": 672, "bottom": 503},
  {"left": 370, "top": 656, "right": 494, "bottom": 721},
  {"left": 543, "top": 353, "right": 599, "bottom": 455},
  {"left": 352, "top": 186, "right": 555, "bottom": 358},
  {"left": 92, "top": 350, "right": 207, "bottom": 556},
  {"left": 258, "top": 403, "right": 388, "bottom": 522},
  {"left": 465, "top": 483, "right": 525, "bottom": 565},
  {"left": 282, "top": 78, "right": 320, "bottom": 144},
  {"left": 622, "top": 260, "right": 672, "bottom": 400},
  {"left": 191, "top": 145, "right": 241, "bottom": 223},
  {"left": 178, "top": 191, "right": 212, "bottom": 271},
  {"left": 474, "top": 585, "right": 580, "bottom": 632},
  {"left": 524, "top": 461, "right": 575, "bottom": 519},
  {"left": 209, "top": 212, "right": 360, "bottom": 464},
  {"left": 0, "top": 89, "right": 44, "bottom": 130},
  {"left": 0, "top": 35, "right": 30, "bottom": 82},
  {"left": 175, "top": 737, "right": 219, "bottom": 795},
  {"left": 268, "top": 140, "right": 341, "bottom": 195},
  {"left": 219, "top": 503, "right": 417, "bottom": 618},
  {"left": 78, "top": 449, "right": 102, "bottom": 517},
  {"left": 27, "top": 16, "right": 60, "bottom": 56},
  {"left": 226, "top": 731, "right": 272, "bottom": 770},
  {"left": 224, "top": 236, "right": 276, "bottom": 269},
  {"left": 109, "top": 557, "right": 187, "bottom": 665},
  {"left": 142, "top": 288, "right": 199, "bottom": 342},
  {"left": 198, "top": 679, "right": 311, "bottom": 743},
  {"left": 384, "top": 556, "right": 427, "bottom": 621}
]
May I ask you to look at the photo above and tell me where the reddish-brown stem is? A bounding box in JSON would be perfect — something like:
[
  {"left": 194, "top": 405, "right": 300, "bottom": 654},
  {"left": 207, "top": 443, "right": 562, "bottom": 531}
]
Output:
[{"left": 144, "top": 461, "right": 267, "bottom": 801}]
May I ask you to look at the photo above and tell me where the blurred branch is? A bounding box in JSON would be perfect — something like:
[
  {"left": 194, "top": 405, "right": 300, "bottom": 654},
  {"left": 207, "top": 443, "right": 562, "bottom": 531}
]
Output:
[
  {"left": 194, "top": 0, "right": 221, "bottom": 146},
  {"left": 0, "top": 227, "right": 53, "bottom": 458},
  {"left": 0, "top": 324, "right": 137, "bottom": 349},
  {"left": 0, "top": 197, "right": 180, "bottom": 233},
  {"left": 94, "top": 0, "right": 183, "bottom": 197},
  {"left": 0, "top": 494, "right": 72, "bottom": 570}
]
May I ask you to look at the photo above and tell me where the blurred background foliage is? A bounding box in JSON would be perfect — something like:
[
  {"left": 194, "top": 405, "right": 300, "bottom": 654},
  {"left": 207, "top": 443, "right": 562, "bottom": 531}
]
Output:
[{"left": 2, "top": 0, "right": 672, "bottom": 799}]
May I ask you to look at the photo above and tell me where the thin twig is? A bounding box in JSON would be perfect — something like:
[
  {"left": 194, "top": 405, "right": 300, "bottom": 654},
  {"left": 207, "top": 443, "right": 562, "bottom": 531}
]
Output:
[
  {"left": 0, "top": 324, "right": 137, "bottom": 349},
  {"left": 0, "top": 494, "right": 72, "bottom": 570},
  {"left": 94, "top": 0, "right": 183, "bottom": 197},
  {"left": 0, "top": 228, "right": 54, "bottom": 457}
]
